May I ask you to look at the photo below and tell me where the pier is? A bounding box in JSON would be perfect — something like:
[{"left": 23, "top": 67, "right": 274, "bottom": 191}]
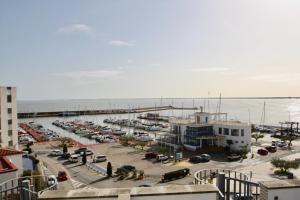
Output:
[{"left": 17, "top": 105, "right": 198, "bottom": 118}]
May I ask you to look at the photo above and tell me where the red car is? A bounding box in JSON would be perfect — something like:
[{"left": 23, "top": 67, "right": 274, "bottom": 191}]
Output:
[
  {"left": 57, "top": 171, "right": 68, "bottom": 181},
  {"left": 257, "top": 148, "right": 268, "bottom": 156},
  {"left": 145, "top": 152, "right": 158, "bottom": 159}
]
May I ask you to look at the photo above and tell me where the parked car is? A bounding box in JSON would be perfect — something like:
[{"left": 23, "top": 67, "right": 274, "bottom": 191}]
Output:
[
  {"left": 162, "top": 168, "right": 190, "bottom": 182},
  {"left": 257, "top": 148, "right": 268, "bottom": 155},
  {"left": 189, "top": 154, "right": 211, "bottom": 163},
  {"left": 156, "top": 154, "right": 169, "bottom": 162},
  {"left": 93, "top": 155, "right": 107, "bottom": 163},
  {"left": 74, "top": 147, "right": 87, "bottom": 154},
  {"left": 271, "top": 140, "right": 278, "bottom": 146},
  {"left": 277, "top": 141, "right": 287, "bottom": 147},
  {"left": 80, "top": 150, "right": 94, "bottom": 156},
  {"left": 57, "top": 171, "right": 68, "bottom": 181},
  {"left": 49, "top": 149, "right": 62, "bottom": 157},
  {"left": 116, "top": 165, "right": 136, "bottom": 174},
  {"left": 61, "top": 153, "right": 71, "bottom": 159},
  {"left": 145, "top": 152, "right": 158, "bottom": 159},
  {"left": 47, "top": 175, "right": 58, "bottom": 189},
  {"left": 68, "top": 154, "right": 80, "bottom": 163},
  {"left": 265, "top": 146, "right": 277, "bottom": 153},
  {"left": 227, "top": 154, "right": 241, "bottom": 161}
]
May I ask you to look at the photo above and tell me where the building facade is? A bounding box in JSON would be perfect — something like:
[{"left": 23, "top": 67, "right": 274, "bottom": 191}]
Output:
[
  {"left": 169, "top": 112, "right": 251, "bottom": 152},
  {"left": 0, "top": 86, "right": 18, "bottom": 149}
]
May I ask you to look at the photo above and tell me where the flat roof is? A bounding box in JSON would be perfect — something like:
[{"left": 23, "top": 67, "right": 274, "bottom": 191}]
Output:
[
  {"left": 260, "top": 179, "right": 300, "bottom": 189},
  {"left": 170, "top": 119, "right": 249, "bottom": 127},
  {"left": 38, "top": 184, "right": 219, "bottom": 199}
]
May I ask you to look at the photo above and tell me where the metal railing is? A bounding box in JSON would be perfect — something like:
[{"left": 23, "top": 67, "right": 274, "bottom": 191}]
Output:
[
  {"left": 86, "top": 162, "right": 107, "bottom": 176},
  {"left": 194, "top": 169, "right": 259, "bottom": 200},
  {"left": 0, "top": 175, "right": 58, "bottom": 200}
]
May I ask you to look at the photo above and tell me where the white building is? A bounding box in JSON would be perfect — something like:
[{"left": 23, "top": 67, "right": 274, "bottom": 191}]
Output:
[
  {"left": 0, "top": 86, "right": 18, "bottom": 149},
  {"left": 260, "top": 179, "right": 300, "bottom": 200},
  {"left": 168, "top": 111, "right": 251, "bottom": 152}
]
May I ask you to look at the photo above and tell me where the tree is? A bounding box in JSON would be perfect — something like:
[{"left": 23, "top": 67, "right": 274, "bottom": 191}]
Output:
[
  {"left": 59, "top": 137, "right": 71, "bottom": 147},
  {"left": 137, "top": 141, "right": 147, "bottom": 150},
  {"left": 82, "top": 151, "right": 87, "bottom": 165},
  {"left": 240, "top": 145, "right": 249, "bottom": 159},
  {"left": 251, "top": 133, "right": 264, "bottom": 143},
  {"left": 282, "top": 135, "right": 297, "bottom": 147},
  {"left": 107, "top": 162, "right": 112, "bottom": 177},
  {"left": 271, "top": 158, "right": 299, "bottom": 175},
  {"left": 63, "top": 143, "right": 68, "bottom": 154}
]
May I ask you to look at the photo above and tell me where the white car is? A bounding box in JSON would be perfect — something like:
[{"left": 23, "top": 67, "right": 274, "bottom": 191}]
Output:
[
  {"left": 47, "top": 175, "right": 58, "bottom": 190},
  {"left": 93, "top": 155, "right": 107, "bottom": 163},
  {"left": 68, "top": 154, "right": 80, "bottom": 163},
  {"left": 49, "top": 150, "right": 63, "bottom": 156}
]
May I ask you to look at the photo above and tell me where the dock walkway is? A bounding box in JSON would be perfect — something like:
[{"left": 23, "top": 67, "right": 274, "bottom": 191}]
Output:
[{"left": 18, "top": 106, "right": 197, "bottom": 118}]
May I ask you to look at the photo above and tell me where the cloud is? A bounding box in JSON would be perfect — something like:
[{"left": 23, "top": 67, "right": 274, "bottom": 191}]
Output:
[
  {"left": 245, "top": 73, "right": 300, "bottom": 83},
  {"left": 57, "top": 69, "right": 123, "bottom": 83},
  {"left": 188, "top": 67, "right": 231, "bottom": 72},
  {"left": 109, "top": 40, "right": 134, "bottom": 47},
  {"left": 56, "top": 24, "right": 94, "bottom": 36}
]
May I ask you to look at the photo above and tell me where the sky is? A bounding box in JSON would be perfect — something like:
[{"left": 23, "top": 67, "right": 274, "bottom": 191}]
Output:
[{"left": 1, "top": 0, "right": 300, "bottom": 100}]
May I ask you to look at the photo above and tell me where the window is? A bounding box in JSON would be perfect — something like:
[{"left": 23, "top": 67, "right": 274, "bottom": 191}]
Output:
[
  {"left": 8, "top": 140, "right": 13, "bottom": 146},
  {"left": 241, "top": 129, "right": 244, "bottom": 136},
  {"left": 219, "top": 128, "right": 222, "bottom": 134},
  {"left": 7, "top": 87, "right": 11, "bottom": 90},
  {"left": 231, "top": 129, "right": 239, "bottom": 136},
  {"left": 274, "top": 197, "right": 278, "bottom": 200},
  {"left": 224, "top": 128, "right": 229, "bottom": 135},
  {"left": 8, "top": 130, "right": 13, "bottom": 136},
  {"left": 8, "top": 119, "right": 12, "bottom": 125},
  {"left": 7, "top": 95, "right": 12, "bottom": 103},
  {"left": 8, "top": 108, "right": 12, "bottom": 114},
  {"left": 235, "top": 141, "right": 239, "bottom": 143},
  {"left": 241, "top": 141, "right": 244, "bottom": 143}
]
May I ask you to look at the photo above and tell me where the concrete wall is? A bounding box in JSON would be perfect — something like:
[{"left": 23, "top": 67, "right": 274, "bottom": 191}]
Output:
[
  {"left": 7, "top": 154, "right": 23, "bottom": 171},
  {"left": 133, "top": 193, "right": 217, "bottom": 200},
  {"left": 266, "top": 188, "right": 300, "bottom": 200},
  {"left": 0, "top": 170, "right": 18, "bottom": 189}
]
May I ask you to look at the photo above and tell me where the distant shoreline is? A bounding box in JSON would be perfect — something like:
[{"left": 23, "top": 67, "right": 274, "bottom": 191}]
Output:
[{"left": 18, "top": 97, "right": 300, "bottom": 102}]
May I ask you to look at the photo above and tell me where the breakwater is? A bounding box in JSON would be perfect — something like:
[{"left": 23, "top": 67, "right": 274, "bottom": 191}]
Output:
[{"left": 18, "top": 106, "right": 197, "bottom": 118}]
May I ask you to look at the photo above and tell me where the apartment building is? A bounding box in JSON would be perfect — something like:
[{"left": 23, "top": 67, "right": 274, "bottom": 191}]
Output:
[{"left": 0, "top": 86, "right": 18, "bottom": 149}]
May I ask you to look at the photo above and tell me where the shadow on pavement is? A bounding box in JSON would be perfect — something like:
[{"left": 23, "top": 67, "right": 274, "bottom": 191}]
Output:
[{"left": 88, "top": 176, "right": 110, "bottom": 185}]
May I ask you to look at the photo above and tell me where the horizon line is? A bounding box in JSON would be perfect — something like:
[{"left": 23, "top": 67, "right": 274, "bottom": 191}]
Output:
[{"left": 17, "top": 96, "right": 300, "bottom": 101}]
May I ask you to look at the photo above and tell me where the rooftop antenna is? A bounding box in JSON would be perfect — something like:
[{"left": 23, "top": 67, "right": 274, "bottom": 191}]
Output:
[
  {"left": 260, "top": 101, "right": 266, "bottom": 130},
  {"left": 218, "top": 93, "right": 222, "bottom": 121},
  {"left": 181, "top": 102, "right": 184, "bottom": 118},
  {"left": 248, "top": 108, "right": 251, "bottom": 124},
  {"left": 207, "top": 91, "right": 210, "bottom": 113},
  {"left": 192, "top": 98, "right": 195, "bottom": 114}
]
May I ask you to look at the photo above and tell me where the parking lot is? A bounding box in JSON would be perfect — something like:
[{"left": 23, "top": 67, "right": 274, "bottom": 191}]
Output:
[{"left": 31, "top": 133, "right": 300, "bottom": 189}]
